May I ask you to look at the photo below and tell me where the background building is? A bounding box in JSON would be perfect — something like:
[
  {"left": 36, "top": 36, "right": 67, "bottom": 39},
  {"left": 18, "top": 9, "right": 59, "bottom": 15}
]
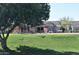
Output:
[{"left": 12, "top": 21, "right": 79, "bottom": 33}]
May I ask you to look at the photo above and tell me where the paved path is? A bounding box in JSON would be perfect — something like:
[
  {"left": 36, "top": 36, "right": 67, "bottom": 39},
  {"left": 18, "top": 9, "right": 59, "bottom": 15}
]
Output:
[
  {"left": 10, "top": 33, "right": 79, "bottom": 35},
  {"left": 34, "top": 33, "right": 79, "bottom": 35}
]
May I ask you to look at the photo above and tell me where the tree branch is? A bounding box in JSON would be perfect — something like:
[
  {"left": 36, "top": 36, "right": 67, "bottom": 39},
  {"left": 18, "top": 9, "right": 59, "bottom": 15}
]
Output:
[
  {"left": 0, "top": 34, "right": 3, "bottom": 42},
  {"left": 2, "top": 31, "right": 5, "bottom": 38},
  {"left": 5, "top": 24, "right": 17, "bottom": 40}
]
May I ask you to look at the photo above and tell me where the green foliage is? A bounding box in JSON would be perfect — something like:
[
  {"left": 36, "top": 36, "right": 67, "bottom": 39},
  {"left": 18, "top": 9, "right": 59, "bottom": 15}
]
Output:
[
  {"left": 0, "top": 3, "right": 50, "bottom": 43},
  {"left": 0, "top": 3, "right": 50, "bottom": 50},
  {"left": 59, "top": 17, "right": 73, "bottom": 32},
  {"left": 0, "top": 3, "right": 50, "bottom": 31},
  {"left": 60, "top": 17, "right": 72, "bottom": 27}
]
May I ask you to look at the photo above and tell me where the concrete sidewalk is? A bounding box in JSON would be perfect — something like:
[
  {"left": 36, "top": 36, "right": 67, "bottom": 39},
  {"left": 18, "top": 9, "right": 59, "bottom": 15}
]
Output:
[{"left": 34, "top": 33, "right": 79, "bottom": 35}]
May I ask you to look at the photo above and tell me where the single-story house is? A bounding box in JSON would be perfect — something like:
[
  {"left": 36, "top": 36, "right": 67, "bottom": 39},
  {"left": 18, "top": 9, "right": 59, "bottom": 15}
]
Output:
[{"left": 12, "top": 21, "right": 79, "bottom": 33}]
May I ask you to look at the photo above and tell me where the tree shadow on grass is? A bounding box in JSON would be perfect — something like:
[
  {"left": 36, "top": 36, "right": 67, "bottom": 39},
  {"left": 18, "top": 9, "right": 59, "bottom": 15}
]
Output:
[
  {"left": 13, "top": 46, "right": 79, "bottom": 55},
  {"left": 1, "top": 46, "right": 79, "bottom": 55}
]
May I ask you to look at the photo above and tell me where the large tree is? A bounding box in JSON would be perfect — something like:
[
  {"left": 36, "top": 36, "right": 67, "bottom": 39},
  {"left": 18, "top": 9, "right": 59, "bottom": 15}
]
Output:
[
  {"left": 0, "top": 3, "right": 50, "bottom": 51},
  {"left": 59, "top": 17, "right": 72, "bottom": 32}
]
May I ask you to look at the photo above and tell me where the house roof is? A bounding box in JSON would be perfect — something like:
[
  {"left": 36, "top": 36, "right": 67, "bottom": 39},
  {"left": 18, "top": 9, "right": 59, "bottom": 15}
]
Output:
[
  {"left": 44, "top": 21, "right": 79, "bottom": 27},
  {"left": 71, "top": 21, "right": 79, "bottom": 27},
  {"left": 44, "top": 21, "right": 79, "bottom": 29}
]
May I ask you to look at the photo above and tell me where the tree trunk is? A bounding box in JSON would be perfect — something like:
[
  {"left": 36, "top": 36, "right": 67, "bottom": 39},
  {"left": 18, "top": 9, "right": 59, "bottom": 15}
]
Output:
[{"left": 1, "top": 39, "right": 9, "bottom": 51}]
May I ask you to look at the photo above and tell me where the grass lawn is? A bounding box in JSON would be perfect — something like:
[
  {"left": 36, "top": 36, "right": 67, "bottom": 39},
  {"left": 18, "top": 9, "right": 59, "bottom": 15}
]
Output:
[{"left": 0, "top": 33, "right": 79, "bottom": 55}]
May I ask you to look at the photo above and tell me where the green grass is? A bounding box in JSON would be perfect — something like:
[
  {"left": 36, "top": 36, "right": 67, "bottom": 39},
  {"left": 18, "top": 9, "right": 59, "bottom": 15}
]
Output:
[{"left": 1, "top": 34, "right": 79, "bottom": 54}]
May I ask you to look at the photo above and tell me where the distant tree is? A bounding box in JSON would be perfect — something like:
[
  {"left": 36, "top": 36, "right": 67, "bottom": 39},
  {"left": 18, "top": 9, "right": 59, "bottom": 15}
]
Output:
[
  {"left": 0, "top": 3, "right": 50, "bottom": 51},
  {"left": 59, "top": 17, "right": 72, "bottom": 32}
]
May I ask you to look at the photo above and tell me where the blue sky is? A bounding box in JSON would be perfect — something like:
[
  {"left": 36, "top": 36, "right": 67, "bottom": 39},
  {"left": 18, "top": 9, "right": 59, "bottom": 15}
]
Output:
[{"left": 48, "top": 3, "right": 79, "bottom": 21}]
